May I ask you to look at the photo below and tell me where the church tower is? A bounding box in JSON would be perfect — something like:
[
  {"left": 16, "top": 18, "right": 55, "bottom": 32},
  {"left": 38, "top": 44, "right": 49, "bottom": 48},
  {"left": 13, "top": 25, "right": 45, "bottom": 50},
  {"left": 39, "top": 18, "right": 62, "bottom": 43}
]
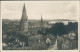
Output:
[
  {"left": 20, "top": 4, "right": 28, "bottom": 32},
  {"left": 41, "top": 13, "right": 44, "bottom": 27}
]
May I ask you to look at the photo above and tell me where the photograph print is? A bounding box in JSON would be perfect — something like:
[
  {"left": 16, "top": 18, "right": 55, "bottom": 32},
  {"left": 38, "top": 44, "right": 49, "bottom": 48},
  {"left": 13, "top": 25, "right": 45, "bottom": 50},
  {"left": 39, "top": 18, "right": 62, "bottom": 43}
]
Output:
[{"left": 1, "top": 1, "right": 79, "bottom": 50}]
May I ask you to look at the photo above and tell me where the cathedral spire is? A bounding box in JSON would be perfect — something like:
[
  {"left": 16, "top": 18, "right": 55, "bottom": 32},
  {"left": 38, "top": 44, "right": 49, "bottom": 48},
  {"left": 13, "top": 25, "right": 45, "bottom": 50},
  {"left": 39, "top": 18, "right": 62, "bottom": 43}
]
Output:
[
  {"left": 41, "top": 13, "right": 44, "bottom": 27},
  {"left": 41, "top": 13, "right": 43, "bottom": 23},
  {"left": 22, "top": 3, "right": 28, "bottom": 19},
  {"left": 20, "top": 4, "right": 28, "bottom": 33},
  {"left": 23, "top": 3, "right": 26, "bottom": 12}
]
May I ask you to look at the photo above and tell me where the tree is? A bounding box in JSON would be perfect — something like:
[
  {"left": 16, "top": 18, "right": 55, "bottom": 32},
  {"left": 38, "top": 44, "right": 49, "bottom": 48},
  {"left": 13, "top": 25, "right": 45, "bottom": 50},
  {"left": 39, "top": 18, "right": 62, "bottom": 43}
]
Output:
[
  {"left": 67, "top": 22, "right": 78, "bottom": 40},
  {"left": 15, "top": 31, "right": 28, "bottom": 42},
  {"left": 38, "top": 22, "right": 67, "bottom": 37},
  {"left": 15, "top": 31, "right": 28, "bottom": 46},
  {"left": 67, "top": 22, "right": 78, "bottom": 33},
  {"left": 50, "top": 22, "right": 67, "bottom": 37}
]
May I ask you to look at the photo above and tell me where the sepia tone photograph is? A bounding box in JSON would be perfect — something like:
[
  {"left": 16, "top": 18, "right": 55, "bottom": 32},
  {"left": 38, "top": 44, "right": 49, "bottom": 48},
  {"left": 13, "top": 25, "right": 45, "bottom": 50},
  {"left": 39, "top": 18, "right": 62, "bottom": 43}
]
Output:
[{"left": 1, "top": 1, "right": 79, "bottom": 50}]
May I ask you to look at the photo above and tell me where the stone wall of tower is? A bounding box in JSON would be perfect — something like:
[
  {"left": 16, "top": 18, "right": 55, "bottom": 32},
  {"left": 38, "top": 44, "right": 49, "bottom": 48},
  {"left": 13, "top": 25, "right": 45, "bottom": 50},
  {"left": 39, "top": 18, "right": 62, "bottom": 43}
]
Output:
[{"left": 20, "top": 4, "right": 28, "bottom": 33}]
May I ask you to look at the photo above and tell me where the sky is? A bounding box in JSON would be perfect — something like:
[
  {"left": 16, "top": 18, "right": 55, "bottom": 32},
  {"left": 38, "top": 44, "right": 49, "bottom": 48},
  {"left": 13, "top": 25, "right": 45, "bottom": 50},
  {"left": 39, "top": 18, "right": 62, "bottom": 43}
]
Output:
[{"left": 1, "top": 1, "right": 79, "bottom": 20}]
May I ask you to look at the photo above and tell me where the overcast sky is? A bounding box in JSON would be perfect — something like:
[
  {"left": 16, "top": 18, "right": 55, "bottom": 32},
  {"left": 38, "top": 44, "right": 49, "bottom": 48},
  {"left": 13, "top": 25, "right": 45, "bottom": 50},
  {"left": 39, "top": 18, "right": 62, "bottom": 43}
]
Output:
[{"left": 1, "top": 1, "right": 79, "bottom": 20}]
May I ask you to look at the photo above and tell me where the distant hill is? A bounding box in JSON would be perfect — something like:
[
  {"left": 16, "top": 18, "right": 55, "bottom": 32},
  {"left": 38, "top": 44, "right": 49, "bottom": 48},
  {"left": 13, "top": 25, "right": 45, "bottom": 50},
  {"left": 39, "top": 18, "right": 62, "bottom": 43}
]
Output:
[
  {"left": 2, "top": 19, "right": 77, "bottom": 22},
  {"left": 2, "top": 19, "right": 78, "bottom": 26}
]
